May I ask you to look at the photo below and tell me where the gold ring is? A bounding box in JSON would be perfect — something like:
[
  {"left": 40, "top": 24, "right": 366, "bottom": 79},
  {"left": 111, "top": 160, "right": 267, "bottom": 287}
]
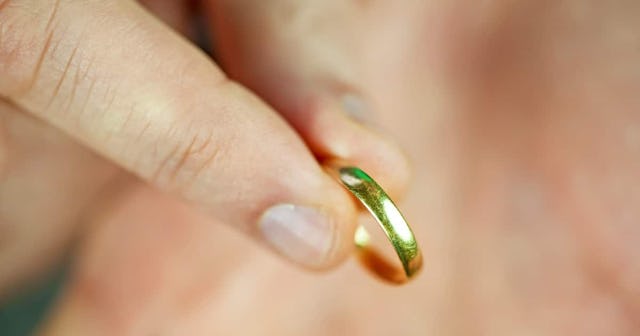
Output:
[{"left": 334, "top": 166, "right": 422, "bottom": 284}]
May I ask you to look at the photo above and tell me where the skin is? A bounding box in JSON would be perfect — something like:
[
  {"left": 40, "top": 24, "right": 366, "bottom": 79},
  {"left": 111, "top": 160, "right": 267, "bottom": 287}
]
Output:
[
  {"left": 1, "top": 0, "right": 639, "bottom": 335},
  {"left": 0, "top": 0, "right": 410, "bottom": 292}
]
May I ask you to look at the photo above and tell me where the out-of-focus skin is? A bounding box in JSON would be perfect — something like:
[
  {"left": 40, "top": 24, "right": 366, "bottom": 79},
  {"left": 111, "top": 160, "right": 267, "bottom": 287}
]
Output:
[{"left": 1, "top": 0, "right": 640, "bottom": 335}]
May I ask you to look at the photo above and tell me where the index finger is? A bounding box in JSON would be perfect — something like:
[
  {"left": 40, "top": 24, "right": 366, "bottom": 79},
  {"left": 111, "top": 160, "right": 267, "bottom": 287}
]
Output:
[{"left": 0, "top": 0, "right": 358, "bottom": 268}]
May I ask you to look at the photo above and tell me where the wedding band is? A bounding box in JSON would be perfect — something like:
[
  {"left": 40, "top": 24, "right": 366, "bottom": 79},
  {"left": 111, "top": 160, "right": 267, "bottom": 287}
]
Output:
[{"left": 334, "top": 166, "right": 422, "bottom": 284}]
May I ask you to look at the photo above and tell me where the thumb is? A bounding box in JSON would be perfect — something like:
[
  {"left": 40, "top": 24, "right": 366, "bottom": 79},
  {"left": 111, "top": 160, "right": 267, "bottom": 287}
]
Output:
[{"left": 0, "top": 0, "right": 357, "bottom": 268}]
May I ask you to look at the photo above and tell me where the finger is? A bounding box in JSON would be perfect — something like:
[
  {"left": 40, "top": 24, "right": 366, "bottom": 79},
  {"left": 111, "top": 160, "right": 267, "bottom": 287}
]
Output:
[
  {"left": 204, "top": 0, "right": 411, "bottom": 198},
  {"left": 0, "top": 0, "right": 357, "bottom": 268}
]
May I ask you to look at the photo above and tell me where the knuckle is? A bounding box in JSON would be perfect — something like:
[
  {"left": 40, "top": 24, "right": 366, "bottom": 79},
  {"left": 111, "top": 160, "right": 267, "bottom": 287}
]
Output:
[
  {"left": 151, "top": 126, "right": 227, "bottom": 193},
  {"left": 0, "top": 0, "right": 65, "bottom": 97}
]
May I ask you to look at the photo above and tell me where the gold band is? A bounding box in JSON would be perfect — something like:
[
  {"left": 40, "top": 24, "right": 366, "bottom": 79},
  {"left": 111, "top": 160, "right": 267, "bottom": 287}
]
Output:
[{"left": 335, "top": 166, "right": 422, "bottom": 284}]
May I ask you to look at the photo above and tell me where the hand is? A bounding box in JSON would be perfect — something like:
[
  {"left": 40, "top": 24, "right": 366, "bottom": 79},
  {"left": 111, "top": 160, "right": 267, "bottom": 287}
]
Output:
[{"left": 0, "top": 0, "right": 410, "bottom": 333}]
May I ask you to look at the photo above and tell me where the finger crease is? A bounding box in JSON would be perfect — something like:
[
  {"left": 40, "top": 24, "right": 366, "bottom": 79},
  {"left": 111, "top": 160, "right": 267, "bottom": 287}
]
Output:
[
  {"left": 45, "top": 42, "right": 79, "bottom": 110},
  {"left": 186, "top": 136, "right": 218, "bottom": 191},
  {"left": 24, "top": 26, "right": 55, "bottom": 99},
  {"left": 45, "top": 0, "right": 62, "bottom": 32},
  {"left": 151, "top": 128, "right": 181, "bottom": 184},
  {"left": 167, "top": 134, "right": 200, "bottom": 184}
]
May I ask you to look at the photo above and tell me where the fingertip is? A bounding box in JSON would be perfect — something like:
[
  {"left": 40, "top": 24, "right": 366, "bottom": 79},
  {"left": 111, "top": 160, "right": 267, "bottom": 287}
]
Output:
[
  {"left": 256, "top": 172, "right": 359, "bottom": 270},
  {"left": 287, "top": 89, "right": 413, "bottom": 200}
]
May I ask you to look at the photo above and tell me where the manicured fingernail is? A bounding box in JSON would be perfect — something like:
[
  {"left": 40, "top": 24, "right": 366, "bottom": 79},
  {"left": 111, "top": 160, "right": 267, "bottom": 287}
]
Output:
[
  {"left": 259, "top": 204, "right": 335, "bottom": 266},
  {"left": 341, "top": 93, "right": 372, "bottom": 124}
]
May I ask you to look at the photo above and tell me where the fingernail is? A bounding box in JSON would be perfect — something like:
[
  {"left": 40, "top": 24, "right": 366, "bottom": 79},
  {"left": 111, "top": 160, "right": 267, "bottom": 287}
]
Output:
[
  {"left": 259, "top": 204, "right": 335, "bottom": 266},
  {"left": 341, "top": 93, "right": 372, "bottom": 125}
]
